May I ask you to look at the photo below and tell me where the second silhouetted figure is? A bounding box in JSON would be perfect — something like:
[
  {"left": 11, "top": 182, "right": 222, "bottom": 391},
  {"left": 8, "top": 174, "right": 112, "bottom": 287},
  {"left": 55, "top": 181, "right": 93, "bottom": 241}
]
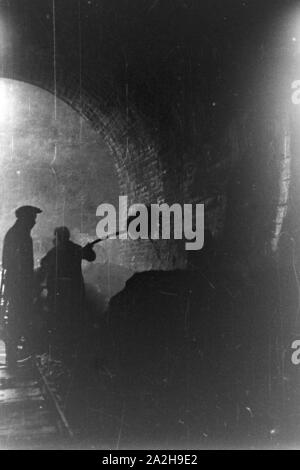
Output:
[{"left": 39, "top": 226, "right": 96, "bottom": 342}]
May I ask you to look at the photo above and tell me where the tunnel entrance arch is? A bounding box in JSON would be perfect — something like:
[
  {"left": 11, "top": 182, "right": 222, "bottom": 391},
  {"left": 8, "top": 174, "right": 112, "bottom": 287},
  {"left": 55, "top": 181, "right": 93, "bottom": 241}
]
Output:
[
  {"left": 0, "top": 49, "right": 290, "bottom": 272},
  {"left": 0, "top": 52, "right": 180, "bottom": 271}
]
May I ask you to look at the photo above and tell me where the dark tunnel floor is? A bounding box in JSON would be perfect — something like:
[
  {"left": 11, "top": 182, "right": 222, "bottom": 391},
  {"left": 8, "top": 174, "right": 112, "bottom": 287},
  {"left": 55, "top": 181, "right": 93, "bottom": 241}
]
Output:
[
  {"left": 2, "top": 265, "right": 300, "bottom": 450},
  {"left": 32, "top": 321, "right": 300, "bottom": 450}
]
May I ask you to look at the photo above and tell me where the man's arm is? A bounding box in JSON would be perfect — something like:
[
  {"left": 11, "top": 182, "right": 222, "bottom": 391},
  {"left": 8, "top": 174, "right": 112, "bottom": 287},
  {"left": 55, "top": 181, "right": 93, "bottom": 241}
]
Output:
[{"left": 81, "top": 243, "right": 96, "bottom": 262}]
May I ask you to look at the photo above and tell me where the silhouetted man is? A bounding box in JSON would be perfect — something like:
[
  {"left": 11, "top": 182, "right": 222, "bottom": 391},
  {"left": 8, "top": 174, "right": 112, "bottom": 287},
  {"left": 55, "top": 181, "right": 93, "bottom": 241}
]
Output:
[
  {"left": 39, "top": 226, "right": 96, "bottom": 342},
  {"left": 2, "top": 205, "right": 42, "bottom": 366}
]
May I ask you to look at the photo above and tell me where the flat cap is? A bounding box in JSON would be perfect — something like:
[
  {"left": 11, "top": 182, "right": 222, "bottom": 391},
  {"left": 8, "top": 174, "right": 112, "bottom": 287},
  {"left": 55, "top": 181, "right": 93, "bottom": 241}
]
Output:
[{"left": 15, "top": 205, "right": 42, "bottom": 219}]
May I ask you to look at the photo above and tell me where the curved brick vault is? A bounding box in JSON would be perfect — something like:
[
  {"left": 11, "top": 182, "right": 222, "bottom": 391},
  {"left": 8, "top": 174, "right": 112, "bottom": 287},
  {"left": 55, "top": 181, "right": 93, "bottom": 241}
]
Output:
[
  {"left": 0, "top": 0, "right": 291, "bottom": 271},
  {"left": 0, "top": 46, "right": 290, "bottom": 271},
  {"left": 0, "top": 49, "right": 183, "bottom": 270}
]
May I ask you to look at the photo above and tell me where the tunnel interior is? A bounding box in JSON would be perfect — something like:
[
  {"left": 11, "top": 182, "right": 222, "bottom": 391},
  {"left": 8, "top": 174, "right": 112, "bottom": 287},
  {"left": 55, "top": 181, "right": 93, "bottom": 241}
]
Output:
[
  {"left": 0, "top": 78, "right": 119, "bottom": 249},
  {"left": 0, "top": 79, "right": 137, "bottom": 301},
  {"left": 0, "top": 0, "right": 300, "bottom": 451}
]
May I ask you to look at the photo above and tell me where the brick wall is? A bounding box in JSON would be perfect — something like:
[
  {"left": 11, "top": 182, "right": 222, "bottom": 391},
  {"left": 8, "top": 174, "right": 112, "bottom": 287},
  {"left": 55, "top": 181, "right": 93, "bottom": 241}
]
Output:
[{"left": 0, "top": 43, "right": 288, "bottom": 272}]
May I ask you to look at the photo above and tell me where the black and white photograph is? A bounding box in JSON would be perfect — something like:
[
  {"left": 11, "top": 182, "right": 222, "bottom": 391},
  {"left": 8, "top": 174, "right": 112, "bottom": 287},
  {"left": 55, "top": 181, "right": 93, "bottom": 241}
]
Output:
[{"left": 0, "top": 0, "right": 299, "bottom": 452}]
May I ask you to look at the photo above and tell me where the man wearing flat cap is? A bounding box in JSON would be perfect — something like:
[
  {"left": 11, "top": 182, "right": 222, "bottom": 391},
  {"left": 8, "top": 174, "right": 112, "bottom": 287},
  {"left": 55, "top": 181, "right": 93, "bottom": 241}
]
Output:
[{"left": 2, "top": 205, "right": 42, "bottom": 366}]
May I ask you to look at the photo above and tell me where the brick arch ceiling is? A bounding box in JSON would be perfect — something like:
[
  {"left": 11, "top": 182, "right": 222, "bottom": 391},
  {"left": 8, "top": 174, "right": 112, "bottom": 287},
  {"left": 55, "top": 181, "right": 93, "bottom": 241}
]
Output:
[
  {"left": 0, "top": 49, "right": 175, "bottom": 270},
  {"left": 0, "top": 49, "right": 165, "bottom": 205}
]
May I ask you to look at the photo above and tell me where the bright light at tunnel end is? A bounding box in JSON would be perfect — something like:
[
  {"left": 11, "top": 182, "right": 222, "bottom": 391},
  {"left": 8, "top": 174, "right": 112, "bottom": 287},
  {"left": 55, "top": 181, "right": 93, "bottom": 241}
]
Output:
[
  {"left": 291, "top": 80, "right": 300, "bottom": 104},
  {"left": 0, "top": 80, "right": 12, "bottom": 123}
]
